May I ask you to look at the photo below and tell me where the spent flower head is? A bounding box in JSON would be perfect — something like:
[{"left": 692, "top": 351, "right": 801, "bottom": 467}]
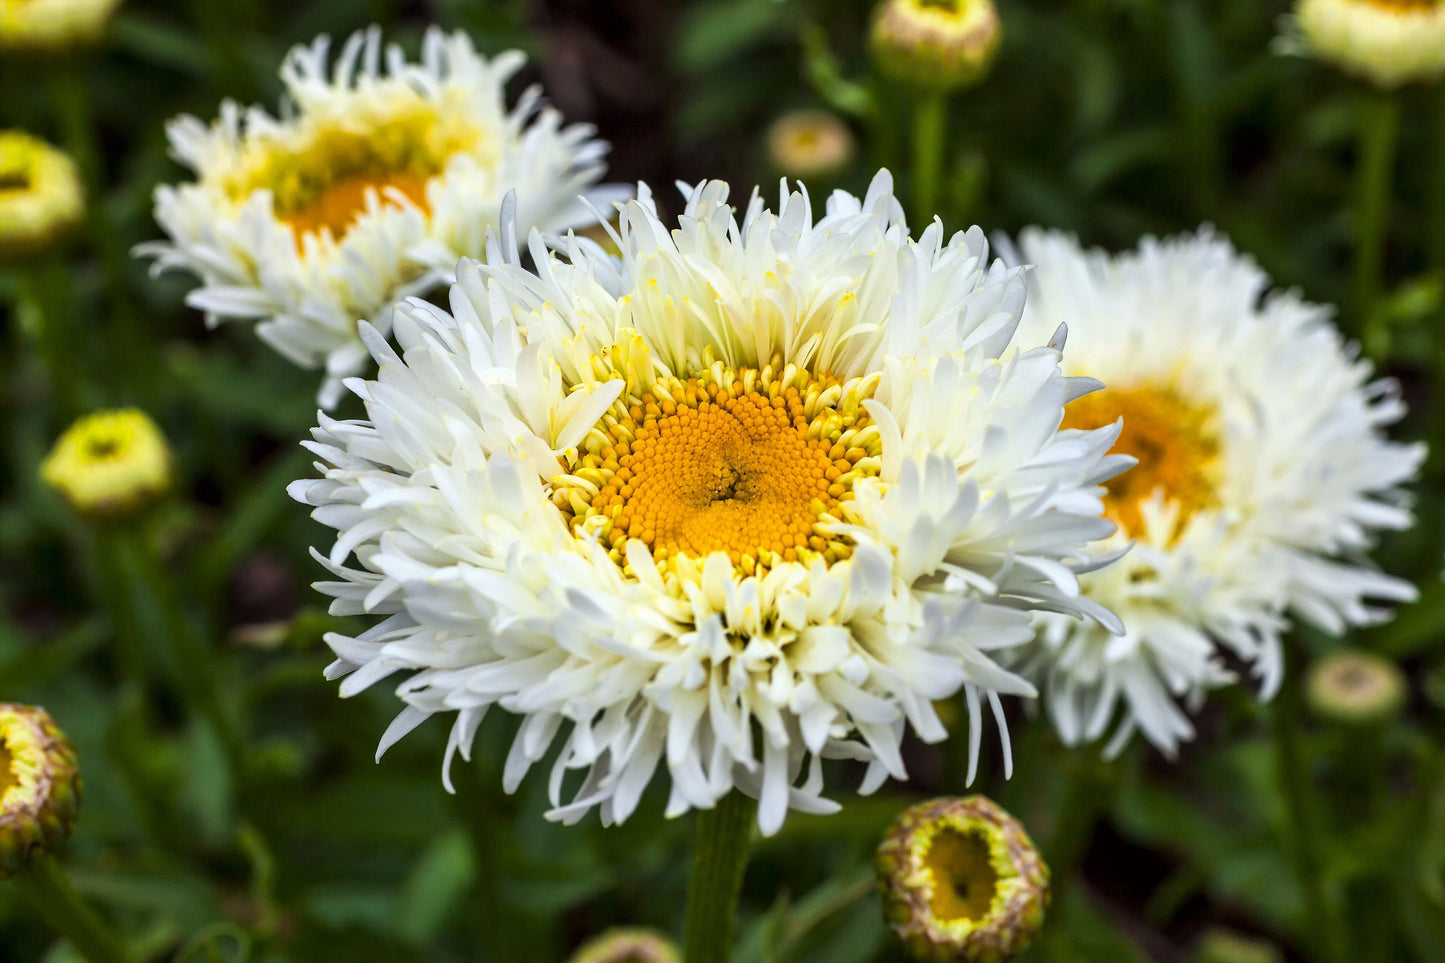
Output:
[
  {"left": 1306, "top": 649, "right": 1407, "bottom": 725},
  {"left": 0, "top": 131, "right": 83, "bottom": 259},
  {"left": 1010, "top": 229, "right": 1423, "bottom": 757},
  {"left": 0, "top": 0, "right": 120, "bottom": 52},
  {"left": 291, "top": 170, "right": 1127, "bottom": 835},
  {"left": 0, "top": 704, "right": 82, "bottom": 879},
  {"left": 870, "top": 0, "right": 1002, "bottom": 92},
  {"left": 876, "top": 795, "right": 1048, "bottom": 963},
  {"left": 140, "top": 26, "right": 623, "bottom": 407},
  {"left": 1280, "top": 0, "right": 1445, "bottom": 89},
  {"left": 41, "top": 408, "right": 172, "bottom": 520},
  {"left": 569, "top": 929, "right": 681, "bottom": 963}
]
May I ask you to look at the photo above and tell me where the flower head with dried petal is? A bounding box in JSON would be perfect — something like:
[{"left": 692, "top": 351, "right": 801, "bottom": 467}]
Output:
[
  {"left": 1, "top": 705, "right": 82, "bottom": 879},
  {"left": 876, "top": 795, "right": 1048, "bottom": 963}
]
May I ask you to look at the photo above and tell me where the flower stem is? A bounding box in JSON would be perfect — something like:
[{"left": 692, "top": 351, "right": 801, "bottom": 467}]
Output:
[
  {"left": 1352, "top": 92, "right": 1401, "bottom": 360},
  {"left": 123, "top": 525, "right": 245, "bottom": 779},
  {"left": 683, "top": 792, "right": 757, "bottom": 963},
  {"left": 11, "top": 854, "right": 134, "bottom": 963},
  {"left": 910, "top": 91, "right": 948, "bottom": 227},
  {"left": 1273, "top": 643, "right": 1346, "bottom": 963}
]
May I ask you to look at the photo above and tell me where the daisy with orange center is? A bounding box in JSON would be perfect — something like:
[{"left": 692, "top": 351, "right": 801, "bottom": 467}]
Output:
[
  {"left": 291, "top": 172, "right": 1129, "bottom": 835},
  {"left": 1011, "top": 229, "right": 1423, "bottom": 756},
  {"left": 142, "top": 26, "right": 621, "bottom": 407}
]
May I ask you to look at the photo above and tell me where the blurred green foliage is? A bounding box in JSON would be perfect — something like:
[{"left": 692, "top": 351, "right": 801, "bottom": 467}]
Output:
[{"left": 1, "top": 0, "right": 1443, "bottom": 961}]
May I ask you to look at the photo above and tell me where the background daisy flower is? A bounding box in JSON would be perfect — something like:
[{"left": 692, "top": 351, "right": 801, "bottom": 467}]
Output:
[
  {"left": 141, "top": 26, "right": 624, "bottom": 407},
  {"left": 1010, "top": 229, "right": 1425, "bottom": 755}
]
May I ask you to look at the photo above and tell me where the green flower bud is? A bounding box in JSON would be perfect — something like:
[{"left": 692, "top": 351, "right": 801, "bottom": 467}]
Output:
[
  {"left": 41, "top": 408, "right": 173, "bottom": 521},
  {"left": 0, "top": 131, "right": 84, "bottom": 260},
  {"left": 568, "top": 928, "right": 681, "bottom": 963},
  {"left": 1192, "top": 927, "right": 1283, "bottom": 963},
  {"left": 0, "top": 0, "right": 122, "bottom": 52},
  {"left": 876, "top": 795, "right": 1048, "bottom": 963},
  {"left": 869, "top": 0, "right": 1003, "bottom": 92},
  {"left": 1306, "top": 650, "right": 1406, "bottom": 726},
  {"left": 1, "top": 704, "right": 83, "bottom": 879}
]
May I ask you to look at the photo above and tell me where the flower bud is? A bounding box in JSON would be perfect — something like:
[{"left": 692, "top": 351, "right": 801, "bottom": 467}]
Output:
[
  {"left": 0, "top": 0, "right": 122, "bottom": 52},
  {"left": 1, "top": 705, "right": 83, "bottom": 879},
  {"left": 568, "top": 928, "right": 681, "bottom": 963},
  {"left": 767, "top": 110, "right": 856, "bottom": 182},
  {"left": 869, "top": 0, "right": 1002, "bottom": 92},
  {"left": 876, "top": 795, "right": 1048, "bottom": 963},
  {"left": 1192, "top": 927, "right": 1284, "bottom": 963},
  {"left": 1283, "top": 0, "right": 1445, "bottom": 89},
  {"left": 1306, "top": 650, "right": 1406, "bottom": 725},
  {"left": 0, "top": 131, "right": 84, "bottom": 260},
  {"left": 41, "top": 408, "right": 173, "bottom": 521}
]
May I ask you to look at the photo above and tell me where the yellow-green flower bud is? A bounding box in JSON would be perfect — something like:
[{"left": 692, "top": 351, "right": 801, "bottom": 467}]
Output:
[
  {"left": 1, "top": 704, "right": 83, "bottom": 879},
  {"left": 876, "top": 795, "right": 1048, "bottom": 963},
  {"left": 1282, "top": 0, "right": 1445, "bottom": 89},
  {"left": 0, "top": 0, "right": 122, "bottom": 52},
  {"left": 0, "top": 131, "right": 84, "bottom": 260},
  {"left": 1306, "top": 650, "right": 1406, "bottom": 725},
  {"left": 41, "top": 409, "right": 173, "bottom": 521},
  {"left": 568, "top": 928, "right": 681, "bottom": 963},
  {"left": 869, "top": 0, "right": 1002, "bottom": 92},
  {"left": 1192, "top": 927, "right": 1284, "bottom": 963},
  {"left": 767, "top": 110, "right": 856, "bottom": 182}
]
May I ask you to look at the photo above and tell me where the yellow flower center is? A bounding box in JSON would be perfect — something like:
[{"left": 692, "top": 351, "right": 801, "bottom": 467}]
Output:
[
  {"left": 1061, "top": 384, "right": 1220, "bottom": 539},
  {"left": 222, "top": 108, "right": 483, "bottom": 241},
  {"left": 925, "top": 827, "right": 998, "bottom": 923},
  {"left": 556, "top": 361, "right": 882, "bottom": 575}
]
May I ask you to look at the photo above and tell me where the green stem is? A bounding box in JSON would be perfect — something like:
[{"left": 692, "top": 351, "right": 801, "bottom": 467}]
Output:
[
  {"left": 910, "top": 92, "right": 948, "bottom": 228},
  {"left": 15, "top": 259, "right": 81, "bottom": 417},
  {"left": 123, "top": 526, "right": 245, "bottom": 778},
  {"left": 11, "top": 855, "right": 135, "bottom": 963},
  {"left": 51, "top": 58, "right": 151, "bottom": 402},
  {"left": 1352, "top": 93, "right": 1401, "bottom": 360},
  {"left": 683, "top": 792, "right": 758, "bottom": 963},
  {"left": 1273, "top": 644, "right": 1346, "bottom": 963},
  {"left": 1430, "top": 84, "right": 1445, "bottom": 277}
]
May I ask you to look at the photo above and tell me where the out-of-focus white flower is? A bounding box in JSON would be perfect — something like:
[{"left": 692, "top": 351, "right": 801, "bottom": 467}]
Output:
[
  {"left": 1280, "top": 0, "right": 1445, "bottom": 89},
  {"left": 1012, "top": 229, "right": 1424, "bottom": 756},
  {"left": 290, "top": 171, "right": 1127, "bottom": 835},
  {"left": 141, "top": 26, "right": 622, "bottom": 407}
]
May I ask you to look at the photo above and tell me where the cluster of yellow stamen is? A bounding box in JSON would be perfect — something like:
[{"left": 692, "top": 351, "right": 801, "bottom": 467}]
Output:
[
  {"left": 553, "top": 354, "right": 883, "bottom": 576},
  {"left": 1062, "top": 383, "right": 1221, "bottom": 539},
  {"left": 222, "top": 108, "right": 483, "bottom": 240}
]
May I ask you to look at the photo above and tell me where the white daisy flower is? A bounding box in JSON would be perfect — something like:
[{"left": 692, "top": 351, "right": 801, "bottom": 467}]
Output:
[
  {"left": 140, "top": 26, "right": 622, "bottom": 407},
  {"left": 1011, "top": 228, "right": 1425, "bottom": 756},
  {"left": 288, "top": 172, "right": 1129, "bottom": 835}
]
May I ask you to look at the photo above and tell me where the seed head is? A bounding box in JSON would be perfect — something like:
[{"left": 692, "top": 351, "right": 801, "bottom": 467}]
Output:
[{"left": 876, "top": 795, "right": 1048, "bottom": 963}]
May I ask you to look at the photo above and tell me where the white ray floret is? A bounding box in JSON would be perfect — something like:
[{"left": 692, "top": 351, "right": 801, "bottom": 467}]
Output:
[
  {"left": 141, "top": 26, "right": 622, "bottom": 407},
  {"left": 292, "top": 172, "right": 1128, "bottom": 834},
  {"left": 1012, "top": 228, "right": 1424, "bottom": 756}
]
